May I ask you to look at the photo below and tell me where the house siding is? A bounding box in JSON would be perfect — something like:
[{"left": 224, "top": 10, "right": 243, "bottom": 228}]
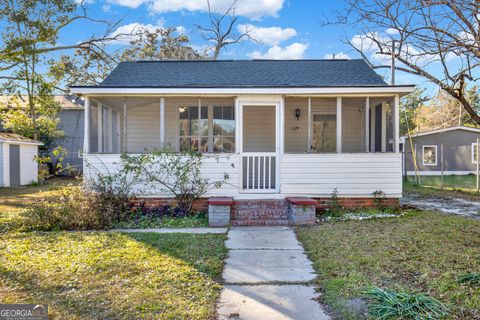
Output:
[
  {"left": 127, "top": 103, "right": 161, "bottom": 153},
  {"left": 84, "top": 153, "right": 402, "bottom": 198},
  {"left": 404, "top": 129, "right": 480, "bottom": 174},
  {"left": 2, "top": 143, "right": 9, "bottom": 187}
]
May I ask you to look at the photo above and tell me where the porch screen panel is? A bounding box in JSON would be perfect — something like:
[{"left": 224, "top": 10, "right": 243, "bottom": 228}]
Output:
[
  {"left": 179, "top": 106, "right": 208, "bottom": 152},
  {"left": 342, "top": 98, "right": 366, "bottom": 153},
  {"left": 310, "top": 98, "right": 336, "bottom": 153},
  {"left": 213, "top": 106, "right": 235, "bottom": 152}
]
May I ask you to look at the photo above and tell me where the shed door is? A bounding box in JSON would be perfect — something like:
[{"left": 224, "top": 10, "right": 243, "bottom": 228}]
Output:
[{"left": 9, "top": 144, "right": 20, "bottom": 187}]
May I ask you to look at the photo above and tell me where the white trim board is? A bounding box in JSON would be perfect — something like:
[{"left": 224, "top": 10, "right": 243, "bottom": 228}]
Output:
[
  {"left": 401, "top": 126, "right": 480, "bottom": 139},
  {"left": 70, "top": 86, "right": 415, "bottom": 96},
  {"left": 406, "top": 171, "right": 477, "bottom": 176}
]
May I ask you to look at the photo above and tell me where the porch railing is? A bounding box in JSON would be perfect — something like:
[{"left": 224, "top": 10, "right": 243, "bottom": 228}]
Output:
[{"left": 242, "top": 153, "right": 277, "bottom": 192}]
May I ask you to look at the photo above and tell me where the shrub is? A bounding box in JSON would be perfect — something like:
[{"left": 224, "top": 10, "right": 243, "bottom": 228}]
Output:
[
  {"left": 121, "top": 147, "right": 230, "bottom": 214},
  {"left": 364, "top": 287, "right": 449, "bottom": 320},
  {"left": 22, "top": 184, "right": 133, "bottom": 231}
]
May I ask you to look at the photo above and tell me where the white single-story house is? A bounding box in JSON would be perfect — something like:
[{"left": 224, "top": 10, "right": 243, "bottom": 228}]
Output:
[
  {"left": 0, "top": 132, "right": 42, "bottom": 187},
  {"left": 401, "top": 126, "right": 480, "bottom": 176},
  {"left": 70, "top": 59, "right": 414, "bottom": 225}
]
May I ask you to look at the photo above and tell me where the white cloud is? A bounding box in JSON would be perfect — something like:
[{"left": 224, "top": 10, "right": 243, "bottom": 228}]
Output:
[
  {"left": 176, "top": 25, "right": 187, "bottom": 35},
  {"left": 108, "top": 22, "right": 162, "bottom": 44},
  {"left": 237, "top": 24, "right": 297, "bottom": 45},
  {"left": 102, "top": 4, "right": 111, "bottom": 12},
  {"left": 323, "top": 52, "right": 350, "bottom": 59},
  {"left": 385, "top": 28, "right": 399, "bottom": 35},
  {"left": 249, "top": 43, "right": 308, "bottom": 59},
  {"left": 107, "top": 0, "right": 284, "bottom": 19}
]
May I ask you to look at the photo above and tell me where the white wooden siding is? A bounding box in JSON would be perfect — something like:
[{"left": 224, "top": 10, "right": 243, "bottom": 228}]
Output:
[
  {"left": 84, "top": 153, "right": 402, "bottom": 198},
  {"left": 285, "top": 98, "right": 308, "bottom": 153},
  {"left": 280, "top": 153, "right": 402, "bottom": 197},
  {"left": 2, "top": 143, "right": 9, "bottom": 187},
  {"left": 19, "top": 144, "right": 38, "bottom": 185},
  {"left": 0, "top": 143, "right": 3, "bottom": 186},
  {"left": 126, "top": 103, "right": 160, "bottom": 152},
  {"left": 83, "top": 153, "right": 240, "bottom": 197}
]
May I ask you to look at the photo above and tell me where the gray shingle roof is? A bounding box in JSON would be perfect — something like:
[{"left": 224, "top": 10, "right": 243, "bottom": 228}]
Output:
[{"left": 95, "top": 59, "right": 388, "bottom": 88}]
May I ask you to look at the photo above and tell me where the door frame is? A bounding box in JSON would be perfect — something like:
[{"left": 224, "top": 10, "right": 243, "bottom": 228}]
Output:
[{"left": 238, "top": 102, "right": 280, "bottom": 193}]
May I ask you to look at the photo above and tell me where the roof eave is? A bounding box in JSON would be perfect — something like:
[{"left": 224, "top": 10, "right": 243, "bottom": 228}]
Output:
[{"left": 70, "top": 85, "right": 416, "bottom": 96}]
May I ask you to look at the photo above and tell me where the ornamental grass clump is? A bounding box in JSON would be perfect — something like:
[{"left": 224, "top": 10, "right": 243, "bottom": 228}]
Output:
[
  {"left": 456, "top": 272, "right": 480, "bottom": 285},
  {"left": 364, "top": 287, "right": 449, "bottom": 320}
]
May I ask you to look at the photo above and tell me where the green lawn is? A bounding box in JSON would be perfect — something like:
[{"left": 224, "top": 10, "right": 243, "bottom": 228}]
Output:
[
  {"left": 297, "top": 211, "right": 480, "bottom": 319},
  {"left": 0, "top": 231, "right": 226, "bottom": 319},
  {"left": 404, "top": 175, "right": 480, "bottom": 198}
]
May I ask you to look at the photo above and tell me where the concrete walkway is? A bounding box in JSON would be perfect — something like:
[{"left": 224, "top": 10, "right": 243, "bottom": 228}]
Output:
[{"left": 217, "top": 227, "right": 330, "bottom": 320}]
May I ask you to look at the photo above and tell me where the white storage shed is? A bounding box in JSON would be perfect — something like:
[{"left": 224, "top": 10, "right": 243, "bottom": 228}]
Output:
[{"left": 0, "top": 133, "right": 42, "bottom": 187}]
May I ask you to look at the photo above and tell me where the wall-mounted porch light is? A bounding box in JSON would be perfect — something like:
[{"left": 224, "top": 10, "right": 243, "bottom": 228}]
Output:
[{"left": 295, "top": 107, "right": 301, "bottom": 120}]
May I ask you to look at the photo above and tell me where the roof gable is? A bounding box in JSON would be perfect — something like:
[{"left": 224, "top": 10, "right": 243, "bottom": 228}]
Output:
[{"left": 97, "top": 59, "right": 388, "bottom": 88}]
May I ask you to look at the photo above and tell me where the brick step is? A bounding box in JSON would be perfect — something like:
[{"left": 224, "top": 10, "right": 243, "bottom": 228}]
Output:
[
  {"left": 232, "top": 219, "right": 292, "bottom": 226},
  {"left": 235, "top": 211, "right": 290, "bottom": 220}
]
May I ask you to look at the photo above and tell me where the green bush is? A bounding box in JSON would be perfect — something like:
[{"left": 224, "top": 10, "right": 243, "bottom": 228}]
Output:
[
  {"left": 364, "top": 287, "right": 449, "bottom": 320},
  {"left": 22, "top": 185, "right": 131, "bottom": 231}
]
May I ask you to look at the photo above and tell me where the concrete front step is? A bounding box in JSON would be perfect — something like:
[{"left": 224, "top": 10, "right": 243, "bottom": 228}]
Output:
[{"left": 232, "top": 199, "right": 291, "bottom": 226}]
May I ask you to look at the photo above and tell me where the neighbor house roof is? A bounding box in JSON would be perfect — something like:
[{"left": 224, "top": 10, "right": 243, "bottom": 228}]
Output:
[
  {"left": 401, "top": 126, "right": 480, "bottom": 139},
  {"left": 0, "top": 132, "right": 43, "bottom": 145},
  {"left": 92, "top": 59, "right": 389, "bottom": 88}
]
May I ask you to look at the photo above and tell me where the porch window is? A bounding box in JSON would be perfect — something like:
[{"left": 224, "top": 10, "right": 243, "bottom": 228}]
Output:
[
  {"left": 213, "top": 106, "right": 235, "bottom": 152},
  {"left": 472, "top": 143, "right": 479, "bottom": 164},
  {"left": 179, "top": 106, "right": 208, "bottom": 152},
  {"left": 311, "top": 114, "right": 336, "bottom": 153},
  {"left": 422, "top": 145, "right": 437, "bottom": 165},
  {"left": 179, "top": 105, "right": 235, "bottom": 153}
]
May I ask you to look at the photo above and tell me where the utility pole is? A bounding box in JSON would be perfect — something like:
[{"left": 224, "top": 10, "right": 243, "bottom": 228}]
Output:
[{"left": 391, "top": 40, "right": 396, "bottom": 85}]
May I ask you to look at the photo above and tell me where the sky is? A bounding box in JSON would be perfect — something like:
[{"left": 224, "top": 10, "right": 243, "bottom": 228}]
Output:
[{"left": 59, "top": 0, "right": 445, "bottom": 91}]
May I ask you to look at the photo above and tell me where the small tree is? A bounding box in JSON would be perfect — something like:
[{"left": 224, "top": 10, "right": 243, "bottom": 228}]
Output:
[{"left": 121, "top": 148, "right": 230, "bottom": 214}]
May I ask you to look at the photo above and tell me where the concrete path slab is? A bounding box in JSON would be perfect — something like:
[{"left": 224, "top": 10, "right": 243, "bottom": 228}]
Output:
[
  {"left": 217, "top": 285, "right": 330, "bottom": 320},
  {"left": 219, "top": 226, "right": 330, "bottom": 319},
  {"left": 112, "top": 227, "right": 228, "bottom": 234},
  {"left": 223, "top": 249, "right": 316, "bottom": 283},
  {"left": 225, "top": 227, "right": 302, "bottom": 250}
]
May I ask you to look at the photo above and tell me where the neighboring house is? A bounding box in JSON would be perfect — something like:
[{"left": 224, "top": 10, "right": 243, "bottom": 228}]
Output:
[
  {"left": 0, "top": 132, "right": 42, "bottom": 187},
  {"left": 401, "top": 126, "right": 480, "bottom": 176},
  {"left": 70, "top": 59, "right": 414, "bottom": 225},
  {"left": 0, "top": 95, "right": 85, "bottom": 174},
  {"left": 53, "top": 95, "right": 84, "bottom": 174}
]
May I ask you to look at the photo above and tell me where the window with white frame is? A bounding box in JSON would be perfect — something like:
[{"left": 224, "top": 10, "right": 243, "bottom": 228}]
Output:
[
  {"left": 472, "top": 142, "right": 479, "bottom": 164},
  {"left": 179, "top": 105, "right": 235, "bottom": 153},
  {"left": 422, "top": 145, "right": 437, "bottom": 165}
]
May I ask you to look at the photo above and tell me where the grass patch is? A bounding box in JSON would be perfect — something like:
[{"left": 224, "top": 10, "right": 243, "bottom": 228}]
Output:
[
  {"left": 297, "top": 211, "right": 480, "bottom": 319},
  {"left": 404, "top": 175, "right": 480, "bottom": 199},
  {"left": 112, "top": 212, "right": 209, "bottom": 229},
  {"left": 0, "top": 231, "right": 226, "bottom": 319}
]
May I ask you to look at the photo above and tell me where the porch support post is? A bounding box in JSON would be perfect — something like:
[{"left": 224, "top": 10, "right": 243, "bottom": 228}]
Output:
[
  {"left": 97, "top": 102, "right": 103, "bottom": 153},
  {"left": 381, "top": 102, "right": 387, "bottom": 152},
  {"left": 107, "top": 107, "right": 113, "bottom": 153},
  {"left": 123, "top": 99, "right": 127, "bottom": 152},
  {"left": 160, "top": 97, "right": 165, "bottom": 146},
  {"left": 83, "top": 96, "right": 90, "bottom": 154},
  {"left": 394, "top": 94, "right": 400, "bottom": 153},
  {"left": 307, "top": 97, "right": 312, "bottom": 152},
  {"left": 336, "top": 97, "right": 342, "bottom": 153},
  {"left": 234, "top": 97, "right": 241, "bottom": 153},
  {"left": 365, "top": 97, "right": 370, "bottom": 152},
  {"left": 280, "top": 96, "right": 285, "bottom": 154}
]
